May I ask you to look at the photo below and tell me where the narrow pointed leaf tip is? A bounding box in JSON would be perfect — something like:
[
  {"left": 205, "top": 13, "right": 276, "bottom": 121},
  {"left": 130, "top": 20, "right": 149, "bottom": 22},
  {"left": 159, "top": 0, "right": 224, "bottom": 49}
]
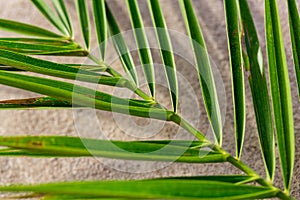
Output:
[
  {"left": 265, "top": 0, "right": 295, "bottom": 191},
  {"left": 31, "top": 0, "right": 69, "bottom": 36},
  {"left": 238, "top": 0, "right": 275, "bottom": 181},
  {"left": 76, "top": 0, "right": 90, "bottom": 49},
  {"left": 148, "top": 0, "right": 178, "bottom": 112},
  {"left": 287, "top": 0, "right": 300, "bottom": 98},
  {"left": 179, "top": 0, "right": 222, "bottom": 145},
  {"left": 93, "top": 0, "right": 107, "bottom": 61},
  {"left": 52, "top": 0, "right": 73, "bottom": 37},
  {"left": 127, "top": 0, "right": 155, "bottom": 97},
  {"left": 105, "top": 2, "right": 139, "bottom": 85},
  {"left": 224, "top": 0, "right": 246, "bottom": 158},
  {"left": 0, "top": 19, "right": 63, "bottom": 38}
]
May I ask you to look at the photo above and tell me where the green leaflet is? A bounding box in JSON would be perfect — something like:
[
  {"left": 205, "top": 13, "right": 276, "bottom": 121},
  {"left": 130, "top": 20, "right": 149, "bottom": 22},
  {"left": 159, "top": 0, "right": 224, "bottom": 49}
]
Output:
[
  {"left": 0, "top": 37, "right": 75, "bottom": 45},
  {"left": 0, "top": 39, "right": 83, "bottom": 55},
  {"left": 287, "top": 0, "right": 300, "bottom": 99},
  {"left": 0, "top": 19, "right": 63, "bottom": 38},
  {"left": 127, "top": 0, "right": 155, "bottom": 97},
  {"left": 52, "top": 0, "right": 73, "bottom": 37},
  {"left": 239, "top": 0, "right": 275, "bottom": 181},
  {"left": 224, "top": 0, "right": 246, "bottom": 158},
  {"left": 159, "top": 175, "right": 254, "bottom": 184},
  {"left": 0, "top": 70, "right": 171, "bottom": 120},
  {"left": 0, "top": 97, "right": 73, "bottom": 109},
  {"left": 0, "top": 179, "right": 277, "bottom": 199},
  {"left": 289, "top": 16, "right": 300, "bottom": 99},
  {"left": 179, "top": 0, "right": 222, "bottom": 145},
  {"left": 105, "top": 2, "right": 138, "bottom": 85},
  {"left": 31, "top": 0, "right": 68, "bottom": 36},
  {"left": 0, "top": 49, "right": 124, "bottom": 87},
  {"left": 76, "top": 0, "right": 90, "bottom": 50},
  {"left": 265, "top": 0, "right": 295, "bottom": 191},
  {"left": 0, "top": 136, "right": 224, "bottom": 163},
  {"left": 148, "top": 0, "right": 178, "bottom": 112},
  {"left": 0, "top": 96, "right": 157, "bottom": 110},
  {"left": 92, "top": 0, "right": 107, "bottom": 61}
]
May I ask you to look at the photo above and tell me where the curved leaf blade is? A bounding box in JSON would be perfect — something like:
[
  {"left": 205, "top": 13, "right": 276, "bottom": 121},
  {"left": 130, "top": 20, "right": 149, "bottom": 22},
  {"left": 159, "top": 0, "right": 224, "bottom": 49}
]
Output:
[
  {"left": 76, "top": 0, "right": 90, "bottom": 50},
  {"left": 179, "top": 0, "right": 222, "bottom": 145},
  {"left": 92, "top": 0, "right": 107, "bottom": 61},
  {"left": 148, "top": 0, "right": 178, "bottom": 112},
  {"left": 238, "top": 0, "right": 275, "bottom": 181},
  {"left": 224, "top": 0, "right": 246, "bottom": 158},
  {"left": 0, "top": 19, "right": 63, "bottom": 38},
  {"left": 105, "top": 3, "right": 138, "bottom": 85},
  {"left": 0, "top": 179, "right": 277, "bottom": 199},
  {"left": 265, "top": 0, "right": 295, "bottom": 191},
  {"left": 127, "top": 0, "right": 155, "bottom": 97},
  {"left": 31, "top": 0, "right": 68, "bottom": 36}
]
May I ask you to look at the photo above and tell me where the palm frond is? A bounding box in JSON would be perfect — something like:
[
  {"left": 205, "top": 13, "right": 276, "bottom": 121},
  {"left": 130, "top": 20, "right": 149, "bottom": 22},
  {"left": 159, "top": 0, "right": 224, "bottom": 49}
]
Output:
[
  {"left": 52, "top": 0, "right": 73, "bottom": 37},
  {"left": 105, "top": 3, "right": 139, "bottom": 85},
  {"left": 31, "top": 0, "right": 69, "bottom": 36},
  {"left": 179, "top": 0, "right": 222, "bottom": 145},
  {"left": 76, "top": 0, "right": 90, "bottom": 49},
  {"left": 0, "top": 136, "right": 224, "bottom": 163},
  {"left": 287, "top": 0, "right": 300, "bottom": 99},
  {"left": 265, "top": 0, "right": 295, "bottom": 191},
  {"left": 0, "top": 19, "right": 64, "bottom": 38},
  {"left": 239, "top": 0, "right": 275, "bottom": 181},
  {"left": 127, "top": 0, "right": 155, "bottom": 97},
  {"left": 92, "top": 0, "right": 107, "bottom": 61},
  {"left": 224, "top": 0, "right": 246, "bottom": 158},
  {"left": 148, "top": 0, "right": 178, "bottom": 112},
  {"left": 0, "top": 179, "right": 277, "bottom": 199}
]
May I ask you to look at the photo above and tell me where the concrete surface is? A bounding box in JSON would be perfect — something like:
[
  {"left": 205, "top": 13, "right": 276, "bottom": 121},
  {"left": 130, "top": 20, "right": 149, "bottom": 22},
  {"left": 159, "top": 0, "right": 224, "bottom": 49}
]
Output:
[{"left": 0, "top": 0, "right": 299, "bottom": 198}]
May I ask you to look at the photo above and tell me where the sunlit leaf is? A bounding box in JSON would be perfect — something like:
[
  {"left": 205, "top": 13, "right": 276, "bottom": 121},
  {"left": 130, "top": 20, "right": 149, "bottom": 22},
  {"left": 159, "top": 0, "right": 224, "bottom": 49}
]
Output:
[
  {"left": 127, "top": 0, "right": 155, "bottom": 97},
  {"left": 31, "top": 0, "right": 68, "bottom": 35},
  {"left": 179, "top": 0, "right": 222, "bottom": 145},
  {"left": 0, "top": 179, "right": 277, "bottom": 199},
  {"left": 76, "top": 0, "right": 90, "bottom": 49},
  {"left": 287, "top": 0, "right": 300, "bottom": 99},
  {"left": 52, "top": 0, "right": 73, "bottom": 37},
  {"left": 0, "top": 70, "right": 170, "bottom": 120},
  {"left": 0, "top": 136, "right": 225, "bottom": 163},
  {"left": 224, "top": 0, "right": 246, "bottom": 158},
  {"left": 239, "top": 0, "right": 275, "bottom": 181},
  {"left": 265, "top": 0, "right": 295, "bottom": 191},
  {"left": 0, "top": 19, "right": 63, "bottom": 38},
  {"left": 105, "top": 3, "right": 138, "bottom": 85},
  {"left": 92, "top": 0, "right": 107, "bottom": 61},
  {"left": 0, "top": 49, "right": 124, "bottom": 87},
  {"left": 148, "top": 0, "right": 178, "bottom": 112}
]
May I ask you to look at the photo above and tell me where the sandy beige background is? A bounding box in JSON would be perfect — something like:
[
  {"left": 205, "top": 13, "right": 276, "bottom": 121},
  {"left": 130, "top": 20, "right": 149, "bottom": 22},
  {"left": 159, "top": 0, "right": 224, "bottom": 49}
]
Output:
[{"left": 0, "top": 0, "right": 299, "bottom": 198}]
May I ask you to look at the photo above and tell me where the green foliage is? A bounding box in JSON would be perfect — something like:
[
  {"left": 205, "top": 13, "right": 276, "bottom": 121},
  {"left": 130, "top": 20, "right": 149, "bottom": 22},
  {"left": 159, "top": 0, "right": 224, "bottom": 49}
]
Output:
[
  {"left": 239, "top": 0, "right": 276, "bottom": 181},
  {"left": 0, "top": 0, "right": 297, "bottom": 199},
  {"left": 224, "top": 0, "right": 245, "bottom": 158},
  {"left": 179, "top": 0, "right": 223, "bottom": 145}
]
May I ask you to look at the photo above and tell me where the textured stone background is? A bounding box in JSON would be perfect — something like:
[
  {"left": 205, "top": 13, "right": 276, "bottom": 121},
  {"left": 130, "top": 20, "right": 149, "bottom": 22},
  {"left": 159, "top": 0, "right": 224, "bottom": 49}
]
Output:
[{"left": 0, "top": 0, "right": 299, "bottom": 198}]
